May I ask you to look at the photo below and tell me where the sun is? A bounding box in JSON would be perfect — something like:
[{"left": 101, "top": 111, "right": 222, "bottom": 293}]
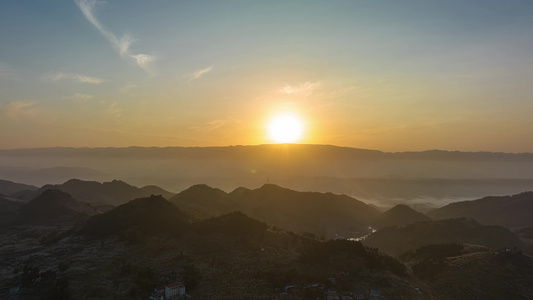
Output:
[{"left": 267, "top": 114, "right": 304, "bottom": 143}]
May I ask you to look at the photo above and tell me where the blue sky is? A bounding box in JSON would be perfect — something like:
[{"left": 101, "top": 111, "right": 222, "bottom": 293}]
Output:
[{"left": 1, "top": 0, "right": 533, "bottom": 151}]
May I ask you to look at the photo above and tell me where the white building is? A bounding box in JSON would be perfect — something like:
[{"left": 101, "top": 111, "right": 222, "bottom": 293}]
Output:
[{"left": 165, "top": 282, "right": 185, "bottom": 299}]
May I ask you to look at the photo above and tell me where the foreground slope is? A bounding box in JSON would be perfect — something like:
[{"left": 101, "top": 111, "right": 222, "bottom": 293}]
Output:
[
  {"left": 1, "top": 198, "right": 425, "bottom": 300},
  {"left": 363, "top": 218, "right": 523, "bottom": 257},
  {"left": 428, "top": 250, "right": 533, "bottom": 299},
  {"left": 399, "top": 243, "right": 533, "bottom": 299}
]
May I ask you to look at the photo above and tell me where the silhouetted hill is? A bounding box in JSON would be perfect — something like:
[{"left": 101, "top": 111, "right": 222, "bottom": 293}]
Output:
[
  {"left": 396, "top": 243, "right": 533, "bottom": 298},
  {"left": 363, "top": 218, "right": 523, "bottom": 257},
  {"left": 171, "top": 183, "right": 379, "bottom": 238},
  {"left": 0, "top": 196, "right": 25, "bottom": 226},
  {"left": 299, "top": 239, "right": 407, "bottom": 276},
  {"left": 0, "top": 179, "right": 37, "bottom": 196},
  {"left": 15, "top": 179, "right": 174, "bottom": 211},
  {"left": 427, "top": 250, "right": 533, "bottom": 298},
  {"left": 0, "top": 165, "right": 109, "bottom": 187},
  {"left": 139, "top": 185, "right": 175, "bottom": 199},
  {"left": 169, "top": 184, "right": 229, "bottom": 219},
  {"left": 375, "top": 204, "right": 431, "bottom": 228},
  {"left": 19, "top": 189, "right": 95, "bottom": 223},
  {"left": 0, "top": 196, "right": 24, "bottom": 212},
  {"left": 82, "top": 195, "right": 192, "bottom": 238},
  {"left": 192, "top": 211, "right": 268, "bottom": 237},
  {"left": 4, "top": 145, "right": 533, "bottom": 203},
  {"left": 228, "top": 184, "right": 380, "bottom": 238},
  {"left": 516, "top": 226, "right": 533, "bottom": 239},
  {"left": 428, "top": 192, "right": 533, "bottom": 228}
]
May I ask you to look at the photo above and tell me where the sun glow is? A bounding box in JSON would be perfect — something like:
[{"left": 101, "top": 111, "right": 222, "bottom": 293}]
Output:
[{"left": 267, "top": 114, "right": 304, "bottom": 143}]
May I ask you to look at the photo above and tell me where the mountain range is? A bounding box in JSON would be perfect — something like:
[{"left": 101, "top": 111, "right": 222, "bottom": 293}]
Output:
[
  {"left": 2, "top": 144, "right": 533, "bottom": 207},
  {"left": 0, "top": 179, "right": 37, "bottom": 197},
  {"left": 5, "top": 177, "right": 533, "bottom": 240},
  {"left": 170, "top": 183, "right": 381, "bottom": 238},
  {"left": 11, "top": 179, "right": 175, "bottom": 212},
  {"left": 1, "top": 176, "right": 533, "bottom": 299}
]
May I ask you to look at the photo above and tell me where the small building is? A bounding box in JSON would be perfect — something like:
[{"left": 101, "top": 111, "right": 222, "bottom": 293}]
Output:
[
  {"left": 165, "top": 282, "right": 185, "bottom": 299},
  {"left": 327, "top": 289, "right": 340, "bottom": 300},
  {"left": 9, "top": 286, "right": 20, "bottom": 295},
  {"left": 353, "top": 291, "right": 365, "bottom": 300},
  {"left": 370, "top": 288, "right": 382, "bottom": 298}
]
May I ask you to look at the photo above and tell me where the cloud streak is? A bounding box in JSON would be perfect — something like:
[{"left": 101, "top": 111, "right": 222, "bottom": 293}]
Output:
[
  {"left": 62, "top": 93, "right": 94, "bottom": 101},
  {"left": 186, "top": 67, "right": 213, "bottom": 83},
  {"left": 75, "top": 0, "right": 155, "bottom": 74},
  {"left": 0, "top": 101, "right": 37, "bottom": 122},
  {"left": 190, "top": 117, "right": 240, "bottom": 132},
  {"left": 280, "top": 81, "right": 321, "bottom": 97},
  {"left": 45, "top": 72, "right": 103, "bottom": 84}
]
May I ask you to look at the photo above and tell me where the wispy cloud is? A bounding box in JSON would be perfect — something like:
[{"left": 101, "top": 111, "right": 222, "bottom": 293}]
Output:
[
  {"left": 45, "top": 72, "right": 103, "bottom": 84},
  {"left": 75, "top": 0, "right": 155, "bottom": 74},
  {"left": 120, "top": 83, "right": 137, "bottom": 93},
  {"left": 190, "top": 117, "right": 240, "bottom": 132},
  {"left": 62, "top": 93, "right": 94, "bottom": 101},
  {"left": 0, "top": 101, "right": 37, "bottom": 122},
  {"left": 106, "top": 102, "right": 123, "bottom": 118},
  {"left": 323, "top": 84, "right": 360, "bottom": 99},
  {"left": 186, "top": 67, "right": 213, "bottom": 83},
  {"left": 279, "top": 81, "right": 321, "bottom": 97}
]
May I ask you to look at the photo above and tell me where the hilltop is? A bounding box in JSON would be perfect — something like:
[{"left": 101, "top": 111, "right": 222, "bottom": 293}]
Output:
[
  {"left": 82, "top": 195, "right": 192, "bottom": 238},
  {"left": 0, "top": 179, "right": 37, "bottom": 197},
  {"left": 18, "top": 189, "right": 95, "bottom": 224},
  {"left": 171, "top": 183, "right": 380, "bottom": 238},
  {"left": 428, "top": 192, "right": 533, "bottom": 229},
  {"left": 12, "top": 179, "right": 175, "bottom": 212},
  {"left": 374, "top": 204, "right": 431, "bottom": 228}
]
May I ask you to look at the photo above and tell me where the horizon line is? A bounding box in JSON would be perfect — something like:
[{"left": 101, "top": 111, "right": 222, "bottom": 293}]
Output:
[{"left": 1, "top": 143, "right": 532, "bottom": 155}]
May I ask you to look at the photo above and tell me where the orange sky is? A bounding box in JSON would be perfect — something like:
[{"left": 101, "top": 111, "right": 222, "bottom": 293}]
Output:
[{"left": 1, "top": 1, "right": 533, "bottom": 152}]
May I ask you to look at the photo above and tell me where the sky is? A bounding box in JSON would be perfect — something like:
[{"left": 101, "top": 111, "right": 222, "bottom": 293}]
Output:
[{"left": 1, "top": 0, "right": 533, "bottom": 152}]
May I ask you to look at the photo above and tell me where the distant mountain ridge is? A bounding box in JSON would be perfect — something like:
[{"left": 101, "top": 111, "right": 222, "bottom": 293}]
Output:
[
  {"left": 0, "top": 179, "right": 37, "bottom": 196},
  {"left": 2, "top": 144, "right": 533, "bottom": 160},
  {"left": 3, "top": 144, "right": 533, "bottom": 201},
  {"left": 13, "top": 179, "right": 175, "bottom": 211}
]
